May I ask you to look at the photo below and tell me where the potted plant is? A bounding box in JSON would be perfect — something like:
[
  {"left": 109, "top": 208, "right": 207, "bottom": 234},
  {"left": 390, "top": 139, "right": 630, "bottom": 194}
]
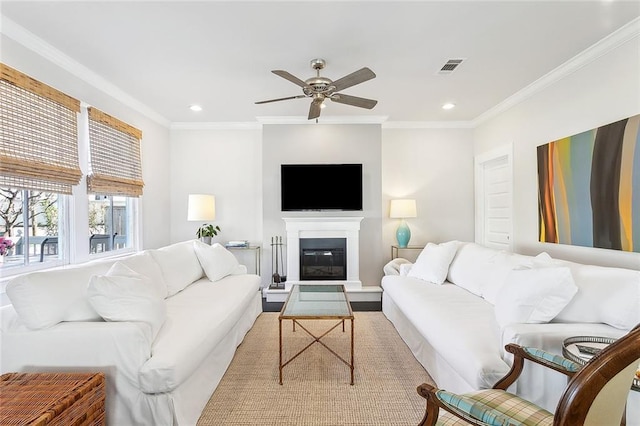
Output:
[{"left": 196, "top": 224, "right": 221, "bottom": 245}]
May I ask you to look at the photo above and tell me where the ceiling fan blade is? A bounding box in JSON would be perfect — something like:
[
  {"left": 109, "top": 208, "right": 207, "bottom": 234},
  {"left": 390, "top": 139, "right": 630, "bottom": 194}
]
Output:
[
  {"left": 331, "top": 93, "right": 378, "bottom": 109},
  {"left": 308, "top": 99, "right": 323, "bottom": 120},
  {"left": 255, "top": 95, "right": 306, "bottom": 105},
  {"left": 272, "top": 70, "right": 310, "bottom": 88},
  {"left": 331, "top": 67, "right": 376, "bottom": 92}
]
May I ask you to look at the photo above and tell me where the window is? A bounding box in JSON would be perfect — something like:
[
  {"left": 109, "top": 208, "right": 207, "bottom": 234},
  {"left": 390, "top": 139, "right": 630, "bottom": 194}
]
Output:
[
  {"left": 0, "top": 64, "right": 142, "bottom": 276},
  {"left": 1, "top": 64, "right": 79, "bottom": 274},
  {"left": 0, "top": 188, "right": 65, "bottom": 269},
  {"left": 88, "top": 194, "right": 131, "bottom": 253}
]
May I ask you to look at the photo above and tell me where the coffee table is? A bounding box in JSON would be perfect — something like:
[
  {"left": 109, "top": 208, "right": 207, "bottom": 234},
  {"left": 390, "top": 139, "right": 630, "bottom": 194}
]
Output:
[{"left": 279, "top": 284, "right": 354, "bottom": 385}]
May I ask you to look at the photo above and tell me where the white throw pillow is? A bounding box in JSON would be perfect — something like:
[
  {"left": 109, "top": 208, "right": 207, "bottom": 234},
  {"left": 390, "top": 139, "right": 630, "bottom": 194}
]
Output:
[
  {"left": 481, "top": 251, "right": 534, "bottom": 305},
  {"left": 88, "top": 262, "right": 167, "bottom": 338},
  {"left": 6, "top": 262, "right": 110, "bottom": 330},
  {"left": 194, "top": 241, "right": 240, "bottom": 282},
  {"left": 407, "top": 241, "right": 458, "bottom": 284},
  {"left": 149, "top": 240, "right": 204, "bottom": 297},
  {"left": 119, "top": 251, "right": 168, "bottom": 298},
  {"left": 494, "top": 266, "right": 578, "bottom": 327},
  {"left": 447, "top": 242, "right": 499, "bottom": 296},
  {"left": 399, "top": 263, "right": 413, "bottom": 276}
]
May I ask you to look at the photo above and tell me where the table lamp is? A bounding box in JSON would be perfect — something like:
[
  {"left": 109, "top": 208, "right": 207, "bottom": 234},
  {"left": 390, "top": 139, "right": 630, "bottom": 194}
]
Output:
[
  {"left": 187, "top": 194, "right": 216, "bottom": 243},
  {"left": 390, "top": 199, "right": 417, "bottom": 248}
]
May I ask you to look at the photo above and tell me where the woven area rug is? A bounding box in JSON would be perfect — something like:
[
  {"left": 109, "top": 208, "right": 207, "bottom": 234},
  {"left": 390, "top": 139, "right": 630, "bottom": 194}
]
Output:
[{"left": 197, "top": 312, "right": 435, "bottom": 425}]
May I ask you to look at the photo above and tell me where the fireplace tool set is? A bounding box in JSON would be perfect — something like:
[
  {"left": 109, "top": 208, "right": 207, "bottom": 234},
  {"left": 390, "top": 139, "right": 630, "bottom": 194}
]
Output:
[{"left": 269, "top": 236, "right": 286, "bottom": 289}]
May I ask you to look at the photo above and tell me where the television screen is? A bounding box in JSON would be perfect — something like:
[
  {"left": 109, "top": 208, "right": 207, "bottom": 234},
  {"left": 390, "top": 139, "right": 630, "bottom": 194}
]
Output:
[{"left": 281, "top": 164, "right": 363, "bottom": 211}]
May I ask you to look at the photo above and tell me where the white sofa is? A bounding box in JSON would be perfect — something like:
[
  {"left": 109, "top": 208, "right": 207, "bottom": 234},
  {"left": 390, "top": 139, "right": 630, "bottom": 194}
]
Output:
[
  {"left": 0, "top": 240, "right": 262, "bottom": 426},
  {"left": 382, "top": 241, "right": 639, "bottom": 423}
]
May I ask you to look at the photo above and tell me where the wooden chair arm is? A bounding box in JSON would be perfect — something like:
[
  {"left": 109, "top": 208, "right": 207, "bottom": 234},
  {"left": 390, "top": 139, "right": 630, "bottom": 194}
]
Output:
[{"left": 492, "top": 343, "right": 577, "bottom": 390}]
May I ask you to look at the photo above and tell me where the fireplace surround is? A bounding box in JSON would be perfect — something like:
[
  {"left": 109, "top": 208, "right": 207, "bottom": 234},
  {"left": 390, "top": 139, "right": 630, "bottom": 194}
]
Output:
[{"left": 283, "top": 217, "right": 363, "bottom": 291}]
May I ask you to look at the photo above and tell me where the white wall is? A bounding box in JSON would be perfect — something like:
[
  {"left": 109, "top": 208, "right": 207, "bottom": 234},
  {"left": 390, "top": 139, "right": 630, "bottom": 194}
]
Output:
[
  {"left": 1, "top": 35, "right": 172, "bottom": 250},
  {"left": 168, "top": 124, "right": 477, "bottom": 286},
  {"left": 382, "top": 127, "right": 475, "bottom": 261},
  {"left": 474, "top": 35, "right": 640, "bottom": 269},
  {"left": 261, "top": 124, "right": 383, "bottom": 288},
  {"left": 168, "top": 128, "right": 263, "bottom": 250}
]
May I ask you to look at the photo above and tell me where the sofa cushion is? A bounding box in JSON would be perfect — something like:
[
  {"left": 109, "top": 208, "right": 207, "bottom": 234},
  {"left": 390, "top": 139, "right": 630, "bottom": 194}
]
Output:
[
  {"left": 194, "top": 241, "right": 239, "bottom": 282},
  {"left": 407, "top": 241, "right": 458, "bottom": 284},
  {"left": 88, "top": 262, "right": 167, "bottom": 338},
  {"left": 149, "top": 240, "right": 204, "bottom": 297},
  {"left": 494, "top": 267, "right": 578, "bottom": 327},
  {"left": 447, "top": 242, "right": 500, "bottom": 296},
  {"left": 6, "top": 261, "right": 112, "bottom": 330},
  {"left": 118, "top": 251, "right": 168, "bottom": 298},
  {"left": 481, "top": 251, "right": 535, "bottom": 305},
  {"left": 553, "top": 262, "right": 640, "bottom": 330},
  {"left": 138, "top": 274, "right": 261, "bottom": 393}
]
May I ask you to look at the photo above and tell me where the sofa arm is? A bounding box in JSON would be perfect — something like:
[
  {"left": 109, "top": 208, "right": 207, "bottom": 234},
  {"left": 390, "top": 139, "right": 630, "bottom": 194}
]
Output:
[
  {"left": 1, "top": 310, "right": 153, "bottom": 389},
  {"left": 383, "top": 258, "right": 411, "bottom": 276}
]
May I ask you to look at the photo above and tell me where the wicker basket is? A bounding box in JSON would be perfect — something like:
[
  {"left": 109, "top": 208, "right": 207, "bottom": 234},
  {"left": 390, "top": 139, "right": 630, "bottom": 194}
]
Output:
[{"left": 0, "top": 372, "right": 105, "bottom": 426}]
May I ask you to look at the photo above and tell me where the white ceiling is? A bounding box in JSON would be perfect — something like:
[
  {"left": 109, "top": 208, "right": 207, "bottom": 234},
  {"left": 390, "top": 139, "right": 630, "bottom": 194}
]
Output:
[{"left": 2, "top": 1, "right": 639, "bottom": 125}]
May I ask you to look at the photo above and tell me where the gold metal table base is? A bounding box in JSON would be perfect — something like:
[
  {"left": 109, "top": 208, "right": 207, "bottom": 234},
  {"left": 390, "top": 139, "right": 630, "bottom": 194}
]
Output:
[{"left": 279, "top": 318, "right": 354, "bottom": 385}]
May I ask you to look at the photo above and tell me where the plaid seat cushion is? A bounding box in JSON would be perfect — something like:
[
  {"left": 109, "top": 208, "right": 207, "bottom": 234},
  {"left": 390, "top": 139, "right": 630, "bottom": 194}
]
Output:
[{"left": 435, "top": 389, "right": 554, "bottom": 426}]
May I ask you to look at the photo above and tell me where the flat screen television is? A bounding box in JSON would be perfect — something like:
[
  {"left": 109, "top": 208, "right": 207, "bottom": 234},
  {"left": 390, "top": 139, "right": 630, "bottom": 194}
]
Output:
[{"left": 281, "top": 163, "right": 363, "bottom": 211}]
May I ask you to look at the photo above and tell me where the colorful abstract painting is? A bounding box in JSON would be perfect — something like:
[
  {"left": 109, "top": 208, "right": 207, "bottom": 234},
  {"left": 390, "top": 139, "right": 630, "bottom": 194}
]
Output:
[{"left": 537, "top": 114, "right": 640, "bottom": 252}]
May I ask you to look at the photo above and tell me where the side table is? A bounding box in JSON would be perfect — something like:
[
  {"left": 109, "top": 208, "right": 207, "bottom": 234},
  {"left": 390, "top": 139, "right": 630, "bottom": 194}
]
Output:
[
  {"left": 562, "top": 336, "right": 640, "bottom": 392},
  {"left": 391, "top": 244, "right": 425, "bottom": 260},
  {"left": 226, "top": 245, "right": 261, "bottom": 275},
  {"left": 0, "top": 372, "right": 106, "bottom": 425}
]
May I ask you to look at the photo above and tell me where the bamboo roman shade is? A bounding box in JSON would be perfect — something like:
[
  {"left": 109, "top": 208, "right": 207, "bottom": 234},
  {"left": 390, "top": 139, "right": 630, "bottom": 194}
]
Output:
[
  {"left": 87, "top": 107, "right": 144, "bottom": 197},
  {"left": 0, "top": 64, "right": 82, "bottom": 194}
]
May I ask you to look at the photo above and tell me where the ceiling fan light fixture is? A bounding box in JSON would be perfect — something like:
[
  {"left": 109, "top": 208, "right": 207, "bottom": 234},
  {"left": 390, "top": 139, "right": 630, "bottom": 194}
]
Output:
[
  {"left": 256, "top": 58, "right": 377, "bottom": 120},
  {"left": 442, "top": 103, "right": 456, "bottom": 110},
  {"left": 320, "top": 102, "right": 327, "bottom": 109}
]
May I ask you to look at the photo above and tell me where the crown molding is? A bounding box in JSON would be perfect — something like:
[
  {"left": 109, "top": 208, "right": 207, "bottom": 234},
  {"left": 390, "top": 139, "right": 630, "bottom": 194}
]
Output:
[
  {"left": 256, "top": 115, "right": 388, "bottom": 125},
  {"left": 1, "top": 16, "right": 171, "bottom": 128},
  {"left": 170, "top": 122, "right": 262, "bottom": 130},
  {"left": 382, "top": 121, "right": 475, "bottom": 129},
  {"left": 473, "top": 17, "right": 640, "bottom": 126}
]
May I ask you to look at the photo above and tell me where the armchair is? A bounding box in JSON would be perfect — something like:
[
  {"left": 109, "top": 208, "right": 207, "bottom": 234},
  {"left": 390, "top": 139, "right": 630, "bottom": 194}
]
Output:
[{"left": 417, "top": 325, "right": 640, "bottom": 426}]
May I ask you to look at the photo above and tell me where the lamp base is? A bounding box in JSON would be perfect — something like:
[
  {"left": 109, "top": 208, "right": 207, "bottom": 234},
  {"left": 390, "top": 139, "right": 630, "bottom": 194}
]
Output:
[{"left": 396, "top": 220, "right": 411, "bottom": 248}]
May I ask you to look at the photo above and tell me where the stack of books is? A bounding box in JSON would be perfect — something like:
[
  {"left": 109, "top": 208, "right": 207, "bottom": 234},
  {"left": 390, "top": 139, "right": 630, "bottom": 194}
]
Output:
[{"left": 225, "top": 240, "right": 249, "bottom": 248}]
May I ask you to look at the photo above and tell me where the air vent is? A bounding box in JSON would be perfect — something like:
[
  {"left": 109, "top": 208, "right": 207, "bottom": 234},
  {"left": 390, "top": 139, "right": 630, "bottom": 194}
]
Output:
[{"left": 438, "top": 59, "right": 465, "bottom": 74}]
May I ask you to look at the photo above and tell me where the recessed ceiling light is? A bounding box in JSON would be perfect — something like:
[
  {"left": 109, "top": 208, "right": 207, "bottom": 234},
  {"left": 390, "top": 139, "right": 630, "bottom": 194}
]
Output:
[
  {"left": 442, "top": 103, "right": 455, "bottom": 110},
  {"left": 189, "top": 104, "right": 202, "bottom": 112}
]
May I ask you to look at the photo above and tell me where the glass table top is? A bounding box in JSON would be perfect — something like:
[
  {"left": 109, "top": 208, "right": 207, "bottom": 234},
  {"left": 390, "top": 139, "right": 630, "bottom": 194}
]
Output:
[{"left": 280, "top": 284, "right": 353, "bottom": 318}]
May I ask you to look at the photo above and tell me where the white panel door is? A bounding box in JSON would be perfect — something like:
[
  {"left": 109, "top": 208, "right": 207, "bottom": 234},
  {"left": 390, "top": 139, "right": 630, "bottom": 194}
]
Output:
[{"left": 475, "top": 147, "right": 513, "bottom": 251}]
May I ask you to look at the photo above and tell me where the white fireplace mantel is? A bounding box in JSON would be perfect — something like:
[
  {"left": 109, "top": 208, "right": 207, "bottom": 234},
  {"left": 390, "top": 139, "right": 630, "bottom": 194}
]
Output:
[{"left": 283, "top": 217, "right": 363, "bottom": 291}]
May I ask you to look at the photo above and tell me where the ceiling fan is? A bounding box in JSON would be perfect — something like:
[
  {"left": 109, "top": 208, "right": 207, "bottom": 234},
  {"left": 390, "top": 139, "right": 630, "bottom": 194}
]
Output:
[{"left": 255, "top": 58, "right": 377, "bottom": 120}]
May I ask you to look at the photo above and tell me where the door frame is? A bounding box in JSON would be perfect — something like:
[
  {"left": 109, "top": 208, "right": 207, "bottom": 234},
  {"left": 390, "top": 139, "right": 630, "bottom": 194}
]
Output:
[{"left": 474, "top": 144, "right": 514, "bottom": 251}]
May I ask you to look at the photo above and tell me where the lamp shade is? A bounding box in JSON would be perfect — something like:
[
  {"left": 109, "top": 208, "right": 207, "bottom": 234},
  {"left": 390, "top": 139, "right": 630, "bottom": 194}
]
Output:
[
  {"left": 389, "top": 199, "right": 417, "bottom": 218},
  {"left": 187, "top": 194, "right": 216, "bottom": 221}
]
